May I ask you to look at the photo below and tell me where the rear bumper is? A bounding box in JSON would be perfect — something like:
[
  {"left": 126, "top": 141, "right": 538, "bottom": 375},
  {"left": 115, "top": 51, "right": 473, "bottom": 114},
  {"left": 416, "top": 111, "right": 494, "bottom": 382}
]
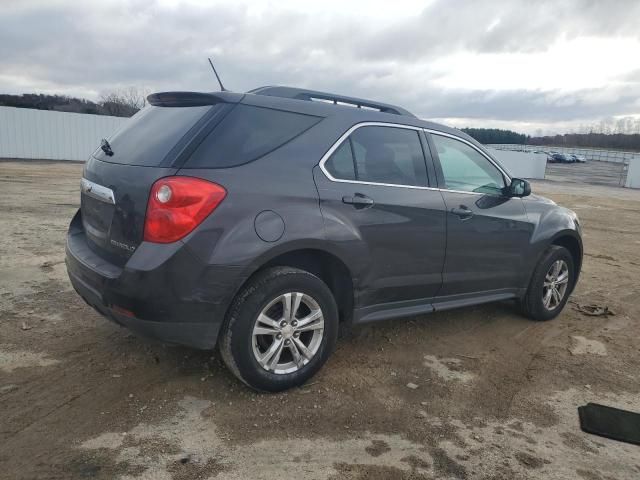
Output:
[
  {"left": 65, "top": 210, "right": 246, "bottom": 349},
  {"left": 68, "top": 269, "right": 220, "bottom": 349}
]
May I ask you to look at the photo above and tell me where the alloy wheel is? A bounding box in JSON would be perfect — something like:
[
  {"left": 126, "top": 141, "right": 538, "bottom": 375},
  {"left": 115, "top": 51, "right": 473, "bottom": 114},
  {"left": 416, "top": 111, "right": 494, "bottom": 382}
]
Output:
[
  {"left": 542, "top": 259, "right": 569, "bottom": 310},
  {"left": 251, "top": 292, "right": 325, "bottom": 374}
]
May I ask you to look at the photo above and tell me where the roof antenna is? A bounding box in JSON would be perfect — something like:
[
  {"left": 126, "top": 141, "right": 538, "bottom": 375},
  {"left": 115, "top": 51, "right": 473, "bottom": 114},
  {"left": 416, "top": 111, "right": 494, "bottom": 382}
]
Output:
[{"left": 207, "top": 57, "right": 227, "bottom": 92}]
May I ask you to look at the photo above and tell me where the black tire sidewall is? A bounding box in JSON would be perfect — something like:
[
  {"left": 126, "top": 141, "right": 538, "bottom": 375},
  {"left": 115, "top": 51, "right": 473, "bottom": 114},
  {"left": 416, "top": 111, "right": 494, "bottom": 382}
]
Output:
[
  {"left": 225, "top": 269, "right": 338, "bottom": 392},
  {"left": 526, "top": 246, "right": 575, "bottom": 321}
]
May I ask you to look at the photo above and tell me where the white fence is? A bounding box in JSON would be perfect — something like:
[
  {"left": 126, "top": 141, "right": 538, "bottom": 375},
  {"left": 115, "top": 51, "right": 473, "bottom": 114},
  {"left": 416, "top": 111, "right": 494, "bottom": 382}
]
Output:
[
  {"left": 0, "top": 107, "right": 127, "bottom": 161},
  {"left": 488, "top": 148, "right": 547, "bottom": 179},
  {"left": 487, "top": 143, "right": 640, "bottom": 165},
  {"left": 626, "top": 158, "right": 640, "bottom": 189}
]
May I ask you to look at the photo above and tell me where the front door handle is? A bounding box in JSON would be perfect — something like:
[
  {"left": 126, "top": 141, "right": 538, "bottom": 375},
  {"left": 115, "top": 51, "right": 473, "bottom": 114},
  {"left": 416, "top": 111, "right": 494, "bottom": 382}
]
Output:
[
  {"left": 451, "top": 205, "right": 474, "bottom": 220},
  {"left": 343, "top": 193, "right": 374, "bottom": 209}
]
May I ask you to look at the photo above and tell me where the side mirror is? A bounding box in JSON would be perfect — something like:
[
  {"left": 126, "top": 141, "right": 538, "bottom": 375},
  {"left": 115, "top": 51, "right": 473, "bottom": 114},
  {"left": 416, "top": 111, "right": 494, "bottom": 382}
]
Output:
[{"left": 507, "top": 178, "right": 531, "bottom": 197}]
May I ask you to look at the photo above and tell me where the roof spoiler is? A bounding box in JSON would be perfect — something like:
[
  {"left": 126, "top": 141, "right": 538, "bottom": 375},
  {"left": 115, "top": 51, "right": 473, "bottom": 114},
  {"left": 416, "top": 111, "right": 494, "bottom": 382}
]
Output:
[
  {"left": 249, "top": 86, "right": 415, "bottom": 117},
  {"left": 147, "top": 91, "right": 243, "bottom": 107}
]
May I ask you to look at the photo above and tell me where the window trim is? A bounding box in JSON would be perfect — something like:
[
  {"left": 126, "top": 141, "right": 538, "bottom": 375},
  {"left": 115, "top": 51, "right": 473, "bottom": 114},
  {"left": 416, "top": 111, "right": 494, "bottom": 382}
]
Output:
[
  {"left": 319, "top": 122, "right": 436, "bottom": 190},
  {"left": 319, "top": 122, "right": 511, "bottom": 194},
  {"left": 426, "top": 129, "right": 511, "bottom": 195}
]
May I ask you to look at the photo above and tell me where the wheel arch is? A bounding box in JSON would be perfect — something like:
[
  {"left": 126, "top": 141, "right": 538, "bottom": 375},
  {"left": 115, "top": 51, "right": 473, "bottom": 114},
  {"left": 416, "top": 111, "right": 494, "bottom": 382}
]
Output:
[
  {"left": 522, "top": 228, "right": 583, "bottom": 296},
  {"left": 527, "top": 230, "right": 583, "bottom": 296},
  {"left": 550, "top": 231, "right": 583, "bottom": 278},
  {"left": 234, "top": 243, "right": 356, "bottom": 324}
]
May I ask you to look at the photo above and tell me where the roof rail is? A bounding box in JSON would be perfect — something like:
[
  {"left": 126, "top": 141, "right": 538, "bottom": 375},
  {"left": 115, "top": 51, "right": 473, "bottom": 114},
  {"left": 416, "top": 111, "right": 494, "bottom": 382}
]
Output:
[{"left": 248, "top": 86, "right": 415, "bottom": 117}]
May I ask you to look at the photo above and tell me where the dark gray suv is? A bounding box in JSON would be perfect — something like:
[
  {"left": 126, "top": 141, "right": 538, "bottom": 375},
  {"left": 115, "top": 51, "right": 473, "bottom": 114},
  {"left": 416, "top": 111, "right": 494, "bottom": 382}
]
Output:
[{"left": 66, "top": 86, "right": 582, "bottom": 391}]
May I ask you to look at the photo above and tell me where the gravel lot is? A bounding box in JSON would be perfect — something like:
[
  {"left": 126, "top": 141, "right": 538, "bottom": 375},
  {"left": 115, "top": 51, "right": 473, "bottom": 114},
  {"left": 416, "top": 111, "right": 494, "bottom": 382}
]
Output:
[{"left": 1, "top": 160, "right": 639, "bottom": 480}]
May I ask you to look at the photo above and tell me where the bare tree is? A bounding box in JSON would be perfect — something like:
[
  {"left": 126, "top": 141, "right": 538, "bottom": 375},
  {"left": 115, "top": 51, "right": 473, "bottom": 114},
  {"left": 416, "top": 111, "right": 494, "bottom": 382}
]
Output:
[{"left": 99, "top": 87, "right": 150, "bottom": 117}]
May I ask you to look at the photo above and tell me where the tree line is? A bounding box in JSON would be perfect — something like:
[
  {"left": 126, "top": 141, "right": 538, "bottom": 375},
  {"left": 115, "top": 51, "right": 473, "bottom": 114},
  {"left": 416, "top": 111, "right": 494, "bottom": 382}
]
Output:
[
  {"left": 0, "top": 87, "right": 148, "bottom": 118},
  {"left": 527, "top": 133, "right": 640, "bottom": 151},
  {"left": 462, "top": 127, "right": 640, "bottom": 152},
  {"left": 461, "top": 128, "right": 527, "bottom": 145}
]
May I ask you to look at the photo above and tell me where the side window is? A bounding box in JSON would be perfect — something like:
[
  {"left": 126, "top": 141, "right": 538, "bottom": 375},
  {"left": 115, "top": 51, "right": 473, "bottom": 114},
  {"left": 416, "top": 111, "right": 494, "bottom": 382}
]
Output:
[
  {"left": 350, "top": 126, "right": 428, "bottom": 187},
  {"left": 185, "top": 105, "right": 321, "bottom": 168},
  {"left": 431, "top": 135, "right": 506, "bottom": 195},
  {"left": 324, "top": 141, "right": 356, "bottom": 180}
]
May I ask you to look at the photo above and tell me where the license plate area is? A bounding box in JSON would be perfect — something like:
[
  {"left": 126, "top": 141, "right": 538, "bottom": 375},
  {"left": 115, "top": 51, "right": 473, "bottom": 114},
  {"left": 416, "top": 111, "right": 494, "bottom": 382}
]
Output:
[{"left": 81, "top": 178, "right": 116, "bottom": 247}]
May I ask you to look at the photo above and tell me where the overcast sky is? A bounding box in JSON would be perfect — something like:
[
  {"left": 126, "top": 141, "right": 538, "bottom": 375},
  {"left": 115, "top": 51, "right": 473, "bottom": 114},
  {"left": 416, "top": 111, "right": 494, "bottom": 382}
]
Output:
[{"left": 1, "top": 0, "right": 639, "bottom": 134}]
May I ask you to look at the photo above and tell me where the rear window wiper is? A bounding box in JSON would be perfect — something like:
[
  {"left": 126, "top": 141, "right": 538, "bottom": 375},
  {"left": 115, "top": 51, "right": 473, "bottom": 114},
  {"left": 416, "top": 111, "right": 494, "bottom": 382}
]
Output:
[{"left": 101, "top": 138, "right": 114, "bottom": 156}]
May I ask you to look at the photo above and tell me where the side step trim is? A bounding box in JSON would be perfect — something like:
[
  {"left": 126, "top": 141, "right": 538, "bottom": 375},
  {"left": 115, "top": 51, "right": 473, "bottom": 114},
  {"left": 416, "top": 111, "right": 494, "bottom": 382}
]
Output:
[{"left": 353, "top": 288, "right": 524, "bottom": 324}]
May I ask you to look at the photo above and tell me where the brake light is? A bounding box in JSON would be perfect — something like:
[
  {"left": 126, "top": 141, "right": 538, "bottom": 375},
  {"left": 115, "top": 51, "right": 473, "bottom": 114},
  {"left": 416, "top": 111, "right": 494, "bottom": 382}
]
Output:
[{"left": 144, "top": 177, "right": 226, "bottom": 243}]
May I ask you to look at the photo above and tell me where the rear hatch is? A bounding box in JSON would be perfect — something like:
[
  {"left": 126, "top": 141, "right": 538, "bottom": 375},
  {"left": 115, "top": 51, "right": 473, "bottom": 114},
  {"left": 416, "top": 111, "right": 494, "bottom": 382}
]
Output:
[{"left": 80, "top": 93, "right": 238, "bottom": 265}]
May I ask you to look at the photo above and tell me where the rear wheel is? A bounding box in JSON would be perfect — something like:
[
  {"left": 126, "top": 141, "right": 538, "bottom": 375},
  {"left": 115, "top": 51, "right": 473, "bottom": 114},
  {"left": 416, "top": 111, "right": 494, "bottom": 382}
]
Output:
[
  {"left": 219, "top": 267, "right": 338, "bottom": 392},
  {"left": 520, "top": 245, "right": 575, "bottom": 321}
]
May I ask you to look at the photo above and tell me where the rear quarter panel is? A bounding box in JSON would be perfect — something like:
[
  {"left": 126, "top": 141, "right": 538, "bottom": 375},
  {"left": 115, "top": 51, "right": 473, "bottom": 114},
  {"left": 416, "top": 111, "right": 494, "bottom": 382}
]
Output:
[{"left": 176, "top": 116, "right": 351, "bottom": 275}]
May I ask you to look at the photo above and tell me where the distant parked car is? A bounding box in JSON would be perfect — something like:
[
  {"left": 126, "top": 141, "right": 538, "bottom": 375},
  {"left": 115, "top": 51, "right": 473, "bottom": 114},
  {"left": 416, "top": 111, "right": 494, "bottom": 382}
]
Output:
[
  {"left": 569, "top": 154, "right": 586, "bottom": 163},
  {"left": 549, "top": 153, "right": 572, "bottom": 163}
]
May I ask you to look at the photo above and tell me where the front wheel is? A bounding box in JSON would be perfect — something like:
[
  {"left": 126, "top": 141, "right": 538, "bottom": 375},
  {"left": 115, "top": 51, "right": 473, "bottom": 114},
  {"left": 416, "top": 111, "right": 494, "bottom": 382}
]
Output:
[
  {"left": 520, "top": 245, "right": 575, "bottom": 321},
  {"left": 219, "top": 267, "right": 339, "bottom": 392}
]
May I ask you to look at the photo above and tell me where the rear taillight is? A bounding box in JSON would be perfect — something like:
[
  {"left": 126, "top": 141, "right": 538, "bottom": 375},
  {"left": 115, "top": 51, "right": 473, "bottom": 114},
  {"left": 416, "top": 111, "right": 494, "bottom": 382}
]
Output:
[{"left": 144, "top": 176, "right": 226, "bottom": 243}]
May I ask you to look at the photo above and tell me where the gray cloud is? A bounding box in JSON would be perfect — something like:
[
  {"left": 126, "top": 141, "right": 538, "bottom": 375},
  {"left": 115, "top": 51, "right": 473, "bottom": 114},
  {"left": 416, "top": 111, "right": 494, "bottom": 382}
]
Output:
[
  {"left": 1, "top": 0, "right": 639, "bottom": 133},
  {"left": 417, "top": 85, "right": 640, "bottom": 121},
  {"left": 352, "top": 0, "right": 640, "bottom": 60}
]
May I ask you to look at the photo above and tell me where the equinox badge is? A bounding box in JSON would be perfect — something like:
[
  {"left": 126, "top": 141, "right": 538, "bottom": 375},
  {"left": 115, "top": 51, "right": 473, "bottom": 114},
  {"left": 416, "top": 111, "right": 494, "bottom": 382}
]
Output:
[{"left": 110, "top": 239, "right": 136, "bottom": 252}]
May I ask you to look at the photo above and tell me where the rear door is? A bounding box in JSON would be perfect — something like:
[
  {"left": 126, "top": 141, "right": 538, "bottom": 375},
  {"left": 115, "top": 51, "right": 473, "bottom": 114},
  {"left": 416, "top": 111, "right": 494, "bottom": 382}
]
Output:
[
  {"left": 427, "top": 131, "right": 533, "bottom": 298},
  {"left": 314, "top": 124, "right": 446, "bottom": 307}
]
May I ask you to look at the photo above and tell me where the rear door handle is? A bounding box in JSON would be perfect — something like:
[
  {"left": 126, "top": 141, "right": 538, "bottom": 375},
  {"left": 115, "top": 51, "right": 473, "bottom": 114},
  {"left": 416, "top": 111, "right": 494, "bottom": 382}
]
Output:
[
  {"left": 343, "top": 193, "right": 374, "bottom": 209},
  {"left": 451, "top": 205, "right": 473, "bottom": 220}
]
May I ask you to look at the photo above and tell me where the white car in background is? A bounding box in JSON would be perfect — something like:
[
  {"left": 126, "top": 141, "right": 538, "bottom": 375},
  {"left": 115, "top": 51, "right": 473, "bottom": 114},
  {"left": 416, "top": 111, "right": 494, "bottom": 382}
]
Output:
[{"left": 569, "top": 154, "right": 587, "bottom": 163}]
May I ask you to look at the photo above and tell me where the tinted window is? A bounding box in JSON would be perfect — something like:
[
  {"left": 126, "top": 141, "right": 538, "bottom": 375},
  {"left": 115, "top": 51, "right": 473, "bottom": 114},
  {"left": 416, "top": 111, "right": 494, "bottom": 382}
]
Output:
[
  {"left": 94, "top": 105, "right": 211, "bottom": 166},
  {"left": 325, "top": 141, "right": 356, "bottom": 180},
  {"left": 432, "top": 135, "right": 505, "bottom": 195},
  {"left": 336, "top": 126, "right": 428, "bottom": 187},
  {"left": 185, "top": 104, "right": 321, "bottom": 168}
]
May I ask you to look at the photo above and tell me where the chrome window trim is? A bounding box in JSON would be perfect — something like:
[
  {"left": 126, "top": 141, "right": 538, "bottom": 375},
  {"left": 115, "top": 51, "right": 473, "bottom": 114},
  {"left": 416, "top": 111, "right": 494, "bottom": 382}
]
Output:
[
  {"left": 81, "top": 178, "right": 115, "bottom": 204},
  {"left": 318, "top": 122, "right": 511, "bottom": 194},
  {"left": 425, "top": 128, "right": 512, "bottom": 185},
  {"left": 318, "top": 122, "right": 439, "bottom": 191}
]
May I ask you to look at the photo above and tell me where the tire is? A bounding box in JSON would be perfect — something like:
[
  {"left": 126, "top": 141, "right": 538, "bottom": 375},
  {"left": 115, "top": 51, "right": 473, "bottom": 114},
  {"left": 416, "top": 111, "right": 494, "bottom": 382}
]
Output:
[
  {"left": 519, "top": 245, "right": 575, "bottom": 321},
  {"left": 219, "top": 266, "right": 339, "bottom": 392}
]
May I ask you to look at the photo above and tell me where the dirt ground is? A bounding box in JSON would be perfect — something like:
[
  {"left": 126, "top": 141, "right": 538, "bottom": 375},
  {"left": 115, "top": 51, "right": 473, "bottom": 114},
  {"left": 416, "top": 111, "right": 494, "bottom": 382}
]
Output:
[{"left": 1, "top": 160, "right": 639, "bottom": 480}]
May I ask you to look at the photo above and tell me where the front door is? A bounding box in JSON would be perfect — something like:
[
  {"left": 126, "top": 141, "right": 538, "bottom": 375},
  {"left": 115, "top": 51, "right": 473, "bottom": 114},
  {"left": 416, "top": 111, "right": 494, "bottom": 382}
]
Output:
[
  {"left": 314, "top": 124, "right": 447, "bottom": 307},
  {"left": 428, "top": 132, "right": 534, "bottom": 298}
]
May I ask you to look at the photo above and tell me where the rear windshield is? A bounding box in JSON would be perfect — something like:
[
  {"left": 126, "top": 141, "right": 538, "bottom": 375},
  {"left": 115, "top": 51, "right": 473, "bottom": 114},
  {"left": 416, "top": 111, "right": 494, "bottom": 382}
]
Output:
[
  {"left": 94, "top": 105, "right": 211, "bottom": 166},
  {"left": 183, "top": 104, "right": 321, "bottom": 168}
]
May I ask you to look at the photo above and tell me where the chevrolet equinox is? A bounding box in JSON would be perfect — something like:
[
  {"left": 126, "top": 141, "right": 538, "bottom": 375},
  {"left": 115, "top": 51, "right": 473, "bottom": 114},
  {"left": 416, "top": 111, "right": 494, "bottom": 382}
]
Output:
[{"left": 66, "top": 86, "right": 583, "bottom": 391}]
